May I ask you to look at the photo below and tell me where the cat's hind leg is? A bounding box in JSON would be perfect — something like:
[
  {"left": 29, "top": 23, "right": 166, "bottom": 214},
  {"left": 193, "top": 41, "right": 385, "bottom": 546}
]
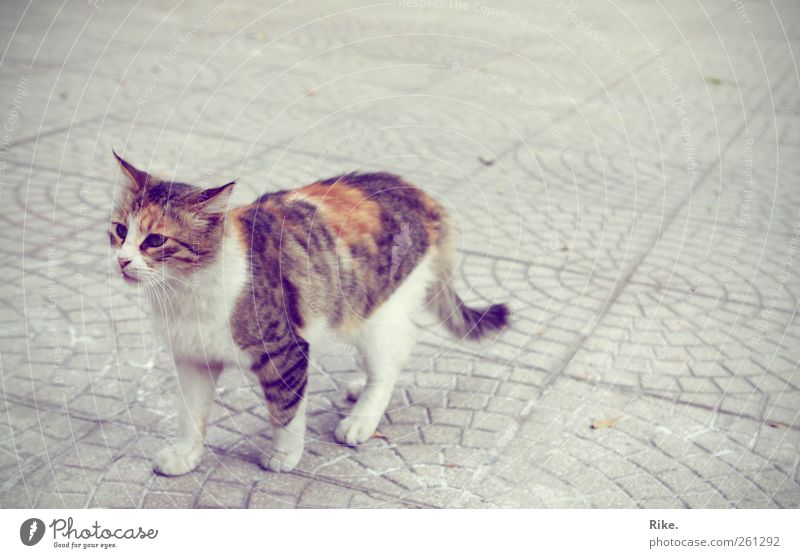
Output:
[
  {"left": 345, "top": 355, "right": 368, "bottom": 402},
  {"left": 152, "top": 361, "right": 222, "bottom": 476},
  {"left": 334, "top": 317, "right": 415, "bottom": 445},
  {"left": 334, "top": 255, "right": 433, "bottom": 446}
]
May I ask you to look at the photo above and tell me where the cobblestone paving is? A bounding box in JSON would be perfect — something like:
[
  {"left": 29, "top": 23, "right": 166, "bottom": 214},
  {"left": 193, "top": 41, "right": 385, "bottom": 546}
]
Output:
[{"left": 1, "top": 0, "right": 799, "bottom": 508}]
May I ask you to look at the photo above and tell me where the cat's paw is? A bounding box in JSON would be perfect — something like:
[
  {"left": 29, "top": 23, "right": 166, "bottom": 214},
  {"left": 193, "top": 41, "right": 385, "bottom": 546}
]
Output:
[
  {"left": 152, "top": 445, "right": 203, "bottom": 476},
  {"left": 334, "top": 414, "right": 381, "bottom": 446},
  {"left": 259, "top": 448, "right": 303, "bottom": 473}
]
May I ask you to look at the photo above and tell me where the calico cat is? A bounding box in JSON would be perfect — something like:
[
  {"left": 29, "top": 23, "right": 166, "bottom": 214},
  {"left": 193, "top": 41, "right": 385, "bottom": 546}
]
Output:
[{"left": 109, "top": 151, "right": 509, "bottom": 475}]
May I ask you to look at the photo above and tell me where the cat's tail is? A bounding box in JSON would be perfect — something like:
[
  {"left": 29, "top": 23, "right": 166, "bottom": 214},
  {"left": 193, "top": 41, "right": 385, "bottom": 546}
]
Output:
[{"left": 427, "top": 250, "right": 509, "bottom": 340}]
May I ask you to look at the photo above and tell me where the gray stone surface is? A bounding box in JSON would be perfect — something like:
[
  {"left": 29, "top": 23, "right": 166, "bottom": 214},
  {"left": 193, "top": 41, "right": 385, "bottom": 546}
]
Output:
[{"left": 1, "top": 0, "right": 799, "bottom": 508}]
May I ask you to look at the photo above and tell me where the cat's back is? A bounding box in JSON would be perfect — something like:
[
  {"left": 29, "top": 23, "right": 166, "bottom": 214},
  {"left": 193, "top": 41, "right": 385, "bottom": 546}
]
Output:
[
  {"left": 233, "top": 172, "right": 448, "bottom": 257},
  {"left": 298, "top": 172, "right": 446, "bottom": 247},
  {"left": 230, "top": 173, "right": 451, "bottom": 332}
]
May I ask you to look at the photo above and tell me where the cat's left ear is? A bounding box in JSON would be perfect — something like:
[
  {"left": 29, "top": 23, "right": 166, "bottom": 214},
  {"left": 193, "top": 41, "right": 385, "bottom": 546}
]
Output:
[
  {"left": 112, "top": 149, "right": 152, "bottom": 192},
  {"left": 191, "top": 180, "right": 236, "bottom": 214}
]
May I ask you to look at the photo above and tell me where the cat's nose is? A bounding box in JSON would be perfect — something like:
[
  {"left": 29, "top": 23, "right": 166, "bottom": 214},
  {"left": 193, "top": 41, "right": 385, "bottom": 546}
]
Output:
[{"left": 118, "top": 257, "right": 132, "bottom": 269}]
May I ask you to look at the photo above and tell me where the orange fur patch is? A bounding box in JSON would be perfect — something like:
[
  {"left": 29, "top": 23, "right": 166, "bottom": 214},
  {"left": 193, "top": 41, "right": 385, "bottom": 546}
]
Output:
[
  {"left": 417, "top": 191, "right": 445, "bottom": 245},
  {"left": 137, "top": 205, "right": 163, "bottom": 234},
  {"left": 292, "top": 182, "right": 382, "bottom": 250},
  {"left": 227, "top": 206, "right": 254, "bottom": 252}
]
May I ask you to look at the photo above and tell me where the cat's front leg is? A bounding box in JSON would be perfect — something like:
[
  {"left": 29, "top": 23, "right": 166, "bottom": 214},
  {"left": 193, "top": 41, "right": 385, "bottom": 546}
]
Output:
[
  {"left": 252, "top": 341, "right": 309, "bottom": 473},
  {"left": 152, "top": 361, "right": 222, "bottom": 476},
  {"left": 264, "top": 397, "right": 307, "bottom": 472}
]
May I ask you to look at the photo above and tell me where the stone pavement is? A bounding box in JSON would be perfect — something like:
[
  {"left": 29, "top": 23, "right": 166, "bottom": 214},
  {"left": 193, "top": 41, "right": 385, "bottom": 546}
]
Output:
[{"left": 1, "top": 0, "right": 799, "bottom": 508}]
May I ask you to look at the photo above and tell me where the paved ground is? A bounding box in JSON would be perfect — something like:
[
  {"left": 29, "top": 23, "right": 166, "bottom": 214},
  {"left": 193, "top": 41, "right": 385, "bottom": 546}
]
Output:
[{"left": 1, "top": 0, "right": 799, "bottom": 508}]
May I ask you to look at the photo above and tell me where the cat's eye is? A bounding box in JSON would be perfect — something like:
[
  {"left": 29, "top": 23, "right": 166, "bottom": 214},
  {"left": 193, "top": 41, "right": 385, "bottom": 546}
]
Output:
[
  {"left": 115, "top": 223, "right": 127, "bottom": 240},
  {"left": 142, "top": 233, "right": 167, "bottom": 249}
]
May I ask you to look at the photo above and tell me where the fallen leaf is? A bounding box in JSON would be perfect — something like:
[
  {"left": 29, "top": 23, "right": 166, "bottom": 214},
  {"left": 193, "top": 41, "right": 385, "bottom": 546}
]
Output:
[
  {"left": 478, "top": 156, "right": 495, "bottom": 166},
  {"left": 560, "top": 245, "right": 570, "bottom": 251},
  {"left": 591, "top": 416, "right": 622, "bottom": 430},
  {"left": 706, "top": 76, "right": 723, "bottom": 85},
  {"left": 765, "top": 420, "right": 789, "bottom": 430},
  {"left": 443, "top": 463, "right": 458, "bottom": 469},
  {"left": 371, "top": 431, "right": 387, "bottom": 440}
]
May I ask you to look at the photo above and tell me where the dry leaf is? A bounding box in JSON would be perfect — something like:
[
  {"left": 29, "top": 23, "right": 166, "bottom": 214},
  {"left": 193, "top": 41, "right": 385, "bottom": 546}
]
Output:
[
  {"left": 371, "top": 431, "right": 387, "bottom": 440},
  {"left": 591, "top": 416, "right": 622, "bottom": 430},
  {"left": 765, "top": 420, "right": 789, "bottom": 430}
]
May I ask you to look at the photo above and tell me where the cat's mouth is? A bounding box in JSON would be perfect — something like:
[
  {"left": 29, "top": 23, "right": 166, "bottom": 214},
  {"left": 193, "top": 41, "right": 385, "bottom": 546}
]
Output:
[{"left": 121, "top": 270, "right": 140, "bottom": 284}]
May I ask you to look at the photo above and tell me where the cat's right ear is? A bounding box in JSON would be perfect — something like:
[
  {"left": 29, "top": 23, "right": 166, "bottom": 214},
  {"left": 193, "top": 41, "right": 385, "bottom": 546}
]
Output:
[{"left": 112, "top": 149, "right": 151, "bottom": 191}]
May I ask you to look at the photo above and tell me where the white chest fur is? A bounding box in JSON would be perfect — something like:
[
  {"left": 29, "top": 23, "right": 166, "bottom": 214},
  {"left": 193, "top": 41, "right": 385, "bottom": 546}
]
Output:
[{"left": 150, "top": 232, "right": 249, "bottom": 367}]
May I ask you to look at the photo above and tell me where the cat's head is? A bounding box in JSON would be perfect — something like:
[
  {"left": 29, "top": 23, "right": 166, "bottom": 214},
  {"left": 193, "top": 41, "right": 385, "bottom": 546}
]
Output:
[{"left": 109, "top": 151, "right": 235, "bottom": 285}]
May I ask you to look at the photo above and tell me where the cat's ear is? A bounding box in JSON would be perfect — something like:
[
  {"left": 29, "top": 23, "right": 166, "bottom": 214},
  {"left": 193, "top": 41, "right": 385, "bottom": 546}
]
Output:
[
  {"left": 112, "top": 149, "right": 151, "bottom": 191},
  {"left": 191, "top": 180, "right": 236, "bottom": 214}
]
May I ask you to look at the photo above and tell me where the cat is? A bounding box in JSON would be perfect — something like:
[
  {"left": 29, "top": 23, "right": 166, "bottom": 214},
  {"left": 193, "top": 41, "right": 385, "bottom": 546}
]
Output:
[{"left": 109, "top": 151, "right": 509, "bottom": 475}]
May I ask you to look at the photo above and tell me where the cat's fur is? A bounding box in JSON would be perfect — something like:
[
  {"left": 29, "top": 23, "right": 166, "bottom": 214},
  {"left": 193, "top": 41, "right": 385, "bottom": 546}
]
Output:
[{"left": 109, "top": 152, "right": 509, "bottom": 475}]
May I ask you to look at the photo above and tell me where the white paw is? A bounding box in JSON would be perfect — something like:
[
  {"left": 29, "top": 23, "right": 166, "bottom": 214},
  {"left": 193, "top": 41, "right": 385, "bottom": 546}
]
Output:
[
  {"left": 334, "top": 413, "right": 382, "bottom": 446},
  {"left": 259, "top": 447, "right": 303, "bottom": 472},
  {"left": 152, "top": 445, "right": 202, "bottom": 476}
]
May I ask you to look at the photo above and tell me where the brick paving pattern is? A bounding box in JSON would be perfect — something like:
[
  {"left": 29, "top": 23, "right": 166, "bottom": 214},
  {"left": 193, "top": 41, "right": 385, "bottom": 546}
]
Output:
[{"left": 1, "top": 0, "right": 799, "bottom": 508}]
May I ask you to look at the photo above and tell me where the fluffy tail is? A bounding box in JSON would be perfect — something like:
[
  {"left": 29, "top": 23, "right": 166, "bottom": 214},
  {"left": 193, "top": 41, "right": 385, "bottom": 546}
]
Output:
[{"left": 427, "top": 254, "right": 509, "bottom": 340}]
